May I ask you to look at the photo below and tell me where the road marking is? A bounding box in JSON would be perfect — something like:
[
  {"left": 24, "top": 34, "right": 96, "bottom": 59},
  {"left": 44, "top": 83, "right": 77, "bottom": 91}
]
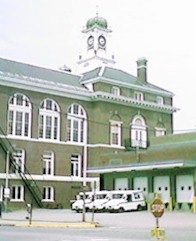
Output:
[{"left": 90, "top": 239, "right": 109, "bottom": 241}]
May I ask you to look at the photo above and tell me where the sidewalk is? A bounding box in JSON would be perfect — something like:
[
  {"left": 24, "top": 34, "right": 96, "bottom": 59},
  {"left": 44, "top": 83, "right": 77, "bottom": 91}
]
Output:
[{"left": 0, "top": 209, "right": 100, "bottom": 228}]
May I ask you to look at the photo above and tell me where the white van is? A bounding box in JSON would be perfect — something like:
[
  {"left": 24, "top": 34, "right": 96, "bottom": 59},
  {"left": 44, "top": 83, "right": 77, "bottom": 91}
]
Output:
[
  {"left": 86, "top": 190, "right": 111, "bottom": 212},
  {"left": 71, "top": 191, "right": 93, "bottom": 212},
  {"left": 104, "top": 190, "right": 146, "bottom": 212}
]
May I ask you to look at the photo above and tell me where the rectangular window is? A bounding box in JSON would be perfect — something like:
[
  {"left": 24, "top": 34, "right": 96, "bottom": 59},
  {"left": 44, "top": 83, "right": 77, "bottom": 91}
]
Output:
[
  {"left": 73, "top": 120, "right": 78, "bottom": 142},
  {"left": 42, "top": 151, "right": 54, "bottom": 175},
  {"left": 112, "top": 86, "right": 120, "bottom": 96},
  {"left": 53, "top": 117, "right": 58, "bottom": 140},
  {"left": 71, "top": 154, "right": 81, "bottom": 177},
  {"left": 131, "top": 128, "right": 147, "bottom": 148},
  {"left": 43, "top": 186, "right": 54, "bottom": 201},
  {"left": 46, "top": 116, "right": 52, "bottom": 139},
  {"left": 13, "top": 149, "right": 25, "bottom": 174},
  {"left": 80, "top": 120, "right": 84, "bottom": 143},
  {"left": 8, "top": 110, "right": 14, "bottom": 135},
  {"left": 134, "top": 92, "right": 144, "bottom": 101},
  {"left": 24, "top": 113, "right": 29, "bottom": 137},
  {"left": 11, "top": 185, "right": 24, "bottom": 201},
  {"left": 16, "top": 94, "right": 23, "bottom": 106},
  {"left": 46, "top": 99, "right": 52, "bottom": 110},
  {"left": 67, "top": 119, "right": 71, "bottom": 141},
  {"left": 155, "top": 128, "right": 166, "bottom": 136},
  {"left": 39, "top": 115, "right": 44, "bottom": 138},
  {"left": 110, "top": 121, "right": 122, "bottom": 146},
  {"left": 15, "top": 111, "right": 23, "bottom": 135},
  {"left": 73, "top": 104, "right": 79, "bottom": 114},
  {"left": 156, "top": 96, "right": 164, "bottom": 105}
]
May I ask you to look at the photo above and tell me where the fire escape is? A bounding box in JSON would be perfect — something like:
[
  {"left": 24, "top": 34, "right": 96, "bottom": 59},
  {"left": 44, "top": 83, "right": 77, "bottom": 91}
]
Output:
[{"left": 0, "top": 126, "right": 43, "bottom": 208}]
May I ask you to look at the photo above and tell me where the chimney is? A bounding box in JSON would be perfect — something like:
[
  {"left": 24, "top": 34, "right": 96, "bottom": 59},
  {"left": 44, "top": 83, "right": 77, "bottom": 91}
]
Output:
[{"left": 136, "top": 57, "right": 147, "bottom": 83}]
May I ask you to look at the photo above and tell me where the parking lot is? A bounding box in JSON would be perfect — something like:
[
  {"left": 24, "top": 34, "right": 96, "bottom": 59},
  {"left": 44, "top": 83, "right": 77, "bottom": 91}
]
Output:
[{"left": 1, "top": 209, "right": 196, "bottom": 241}]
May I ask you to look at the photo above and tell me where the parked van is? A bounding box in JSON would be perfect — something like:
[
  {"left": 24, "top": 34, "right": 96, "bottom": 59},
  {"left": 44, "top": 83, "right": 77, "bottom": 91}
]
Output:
[
  {"left": 104, "top": 190, "right": 146, "bottom": 212},
  {"left": 71, "top": 191, "right": 93, "bottom": 212},
  {"left": 86, "top": 190, "right": 111, "bottom": 212}
]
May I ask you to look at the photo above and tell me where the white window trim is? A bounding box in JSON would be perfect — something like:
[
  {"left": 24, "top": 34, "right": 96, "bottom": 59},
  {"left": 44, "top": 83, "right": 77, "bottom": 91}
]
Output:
[
  {"left": 39, "top": 99, "right": 60, "bottom": 141},
  {"left": 110, "top": 120, "right": 122, "bottom": 146},
  {"left": 156, "top": 96, "right": 164, "bottom": 105},
  {"left": 0, "top": 186, "right": 3, "bottom": 201},
  {"left": 71, "top": 154, "right": 82, "bottom": 177},
  {"left": 155, "top": 127, "right": 166, "bottom": 136},
  {"left": 13, "top": 149, "right": 25, "bottom": 174},
  {"left": 111, "top": 86, "right": 120, "bottom": 96},
  {"left": 67, "top": 104, "right": 87, "bottom": 144},
  {"left": 10, "top": 185, "right": 24, "bottom": 202},
  {"left": 8, "top": 94, "right": 32, "bottom": 138},
  {"left": 131, "top": 116, "right": 147, "bottom": 148},
  {"left": 42, "top": 186, "right": 54, "bottom": 202},
  {"left": 42, "top": 151, "right": 54, "bottom": 176},
  {"left": 134, "top": 91, "right": 144, "bottom": 101}
]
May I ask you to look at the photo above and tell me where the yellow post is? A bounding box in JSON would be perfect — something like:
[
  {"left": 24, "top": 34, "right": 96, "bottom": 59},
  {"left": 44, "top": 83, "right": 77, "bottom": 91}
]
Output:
[
  {"left": 169, "top": 196, "right": 173, "bottom": 212},
  {"left": 193, "top": 196, "right": 196, "bottom": 213}
]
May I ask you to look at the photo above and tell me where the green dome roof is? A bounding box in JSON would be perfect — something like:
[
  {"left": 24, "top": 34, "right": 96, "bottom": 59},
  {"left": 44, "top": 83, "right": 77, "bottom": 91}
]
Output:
[{"left": 86, "top": 16, "right": 108, "bottom": 29}]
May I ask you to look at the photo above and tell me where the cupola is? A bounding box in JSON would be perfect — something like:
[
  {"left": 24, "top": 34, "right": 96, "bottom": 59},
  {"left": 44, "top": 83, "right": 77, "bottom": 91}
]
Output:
[{"left": 86, "top": 15, "right": 108, "bottom": 30}]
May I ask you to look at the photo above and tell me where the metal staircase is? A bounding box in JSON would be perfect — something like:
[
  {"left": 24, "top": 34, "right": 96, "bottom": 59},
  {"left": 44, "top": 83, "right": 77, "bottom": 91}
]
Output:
[{"left": 0, "top": 126, "right": 43, "bottom": 207}]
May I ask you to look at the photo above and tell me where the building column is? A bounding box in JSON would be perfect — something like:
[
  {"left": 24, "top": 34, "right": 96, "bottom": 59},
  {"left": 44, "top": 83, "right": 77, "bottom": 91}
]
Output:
[
  {"left": 170, "top": 174, "right": 176, "bottom": 211},
  {"left": 193, "top": 169, "right": 196, "bottom": 213}
]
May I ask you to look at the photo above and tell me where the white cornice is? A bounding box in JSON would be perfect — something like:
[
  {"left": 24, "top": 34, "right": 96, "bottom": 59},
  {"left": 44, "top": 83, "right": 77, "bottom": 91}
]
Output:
[
  {"left": 81, "top": 76, "right": 174, "bottom": 97},
  {"left": 0, "top": 72, "right": 178, "bottom": 113},
  {"left": 0, "top": 173, "right": 96, "bottom": 182},
  {"left": 91, "top": 91, "right": 179, "bottom": 113},
  {"left": 87, "top": 161, "right": 184, "bottom": 174}
]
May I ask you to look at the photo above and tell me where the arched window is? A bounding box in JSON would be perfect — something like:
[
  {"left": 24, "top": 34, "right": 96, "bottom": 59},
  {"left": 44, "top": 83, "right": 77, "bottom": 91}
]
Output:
[
  {"left": 8, "top": 93, "right": 32, "bottom": 137},
  {"left": 131, "top": 115, "right": 147, "bottom": 148},
  {"left": 39, "top": 99, "right": 60, "bottom": 140},
  {"left": 67, "top": 104, "right": 87, "bottom": 143}
]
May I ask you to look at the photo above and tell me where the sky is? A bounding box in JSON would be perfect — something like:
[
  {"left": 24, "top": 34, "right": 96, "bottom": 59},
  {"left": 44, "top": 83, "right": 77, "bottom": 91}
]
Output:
[{"left": 0, "top": 0, "right": 195, "bottom": 133}]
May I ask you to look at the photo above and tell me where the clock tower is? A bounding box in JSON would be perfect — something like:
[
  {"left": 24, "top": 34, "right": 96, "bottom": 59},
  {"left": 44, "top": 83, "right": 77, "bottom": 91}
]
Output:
[{"left": 77, "top": 14, "right": 116, "bottom": 73}]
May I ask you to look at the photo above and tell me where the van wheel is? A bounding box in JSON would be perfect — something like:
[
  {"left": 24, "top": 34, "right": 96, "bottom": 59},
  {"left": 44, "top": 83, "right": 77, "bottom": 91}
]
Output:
[
  {"left": 118, "top": 207, "right": 124, "bottom": 213},
  {"left": 137, "top": 205, "right": 142, "bottom": 211}
]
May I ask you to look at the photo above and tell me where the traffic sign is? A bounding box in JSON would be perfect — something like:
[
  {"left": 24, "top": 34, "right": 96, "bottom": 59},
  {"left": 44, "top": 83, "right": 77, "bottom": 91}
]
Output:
[{"left": 150, "top": 198, "right": 165, "bottom": 218}]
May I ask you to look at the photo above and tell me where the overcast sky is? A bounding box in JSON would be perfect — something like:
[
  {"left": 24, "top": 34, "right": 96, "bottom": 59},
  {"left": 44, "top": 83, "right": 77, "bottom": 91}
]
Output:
[{"left": 0, "top": 0, "right": 195, "bottom": 133}]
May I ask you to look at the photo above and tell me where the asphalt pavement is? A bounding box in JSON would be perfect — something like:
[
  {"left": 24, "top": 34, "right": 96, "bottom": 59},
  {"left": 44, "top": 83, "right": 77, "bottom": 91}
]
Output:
[{"left": 0, "top": 208, "right": 196, "bottom": 230}]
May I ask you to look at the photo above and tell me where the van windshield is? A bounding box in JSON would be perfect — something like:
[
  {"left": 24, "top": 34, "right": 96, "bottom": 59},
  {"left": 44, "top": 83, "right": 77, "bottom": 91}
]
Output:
[
  {"left": 112, "top": 194, "right": 123, "bottom": 199},
  {"left": 96, "top": 194, "right": 107, "bottom": 199},
  {"left": 78, "top": 194, "right": 91, "bottom": 200}
]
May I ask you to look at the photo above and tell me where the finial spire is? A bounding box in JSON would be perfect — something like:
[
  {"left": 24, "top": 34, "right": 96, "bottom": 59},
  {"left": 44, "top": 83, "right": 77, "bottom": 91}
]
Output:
[{"left": 96, "top": 5, "right": 99, "bottom": 17}]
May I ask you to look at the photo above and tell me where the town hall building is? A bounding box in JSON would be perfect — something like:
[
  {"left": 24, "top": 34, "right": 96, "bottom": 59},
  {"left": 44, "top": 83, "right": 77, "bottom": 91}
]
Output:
[{"left": 1, "top": 14, "right": 194, "bottom": 211}]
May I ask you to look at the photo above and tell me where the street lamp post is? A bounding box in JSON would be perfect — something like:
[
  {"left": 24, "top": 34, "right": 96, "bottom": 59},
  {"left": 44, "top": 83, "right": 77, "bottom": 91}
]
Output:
[{"left": 4, "top": 151, "right": 10, "bottom": 212}]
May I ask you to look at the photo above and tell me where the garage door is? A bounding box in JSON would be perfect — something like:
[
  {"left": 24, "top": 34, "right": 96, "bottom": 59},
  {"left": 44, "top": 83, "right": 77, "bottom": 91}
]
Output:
[
  {"left": 176, "top": 175, "right": 194, "bottom": 203},
  {"left": 133, "top": 177, "right": 148, "bottom": 196},
  {"left": 115, "top": 178, "right": 128, "bottom": 190},
  {"left": 154, "top": 176, "right": 170, "bottom": 203}
]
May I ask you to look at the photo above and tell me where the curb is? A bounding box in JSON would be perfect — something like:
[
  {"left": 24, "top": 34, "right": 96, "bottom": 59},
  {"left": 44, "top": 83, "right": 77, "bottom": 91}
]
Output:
[{"left": 0, "top": 220, "right": 100, "bottom": 228}]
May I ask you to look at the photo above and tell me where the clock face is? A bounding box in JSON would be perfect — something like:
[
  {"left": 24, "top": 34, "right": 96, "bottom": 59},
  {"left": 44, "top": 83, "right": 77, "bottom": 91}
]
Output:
[
  {"left": 98, "top": 35, "right": 106, "bottom": 48},
  {"left": 87, "top": 35, "right": 94, "bottom": 48}
]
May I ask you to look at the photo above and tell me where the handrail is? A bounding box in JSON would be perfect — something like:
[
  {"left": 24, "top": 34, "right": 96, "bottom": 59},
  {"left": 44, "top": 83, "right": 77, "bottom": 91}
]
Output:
[{"left": 0, "top": 126, "right": 43, "bottom": 207}]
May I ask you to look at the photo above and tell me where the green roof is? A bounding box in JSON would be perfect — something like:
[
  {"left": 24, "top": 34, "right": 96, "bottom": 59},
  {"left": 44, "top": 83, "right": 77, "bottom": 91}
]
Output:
[
  {"left": 81, "top": 66, "right": 172, "bottom": 95},
  {"left": 0, "top": 57, "right": 84, "bottom": 88},
  {"left": 81, "top": 67, "right": 102, "bottom": 81}
]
